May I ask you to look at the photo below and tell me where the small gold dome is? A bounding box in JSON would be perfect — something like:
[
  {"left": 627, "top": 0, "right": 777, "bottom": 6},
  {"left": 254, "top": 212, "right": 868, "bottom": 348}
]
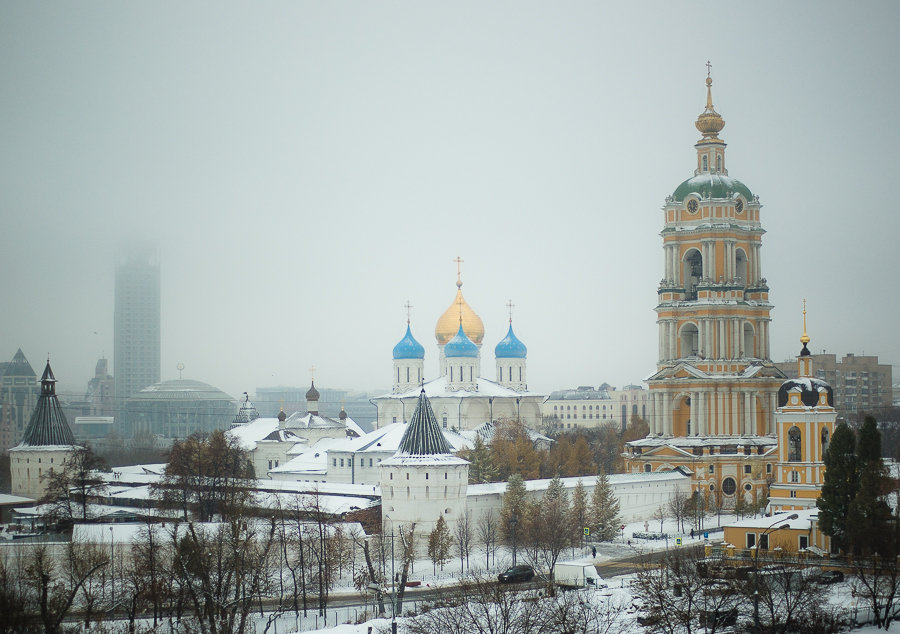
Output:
[
  {"left": 435, "top": 288, "right": 484, "bottom": 345},
  {"left": 695, "top": 75, "right": 725, "bottom": 139}
]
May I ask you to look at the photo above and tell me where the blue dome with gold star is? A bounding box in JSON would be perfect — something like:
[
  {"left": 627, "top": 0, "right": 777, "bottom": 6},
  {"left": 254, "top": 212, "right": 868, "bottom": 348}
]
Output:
[
  {"left": 494, "top": 323, "right": 527, "bottom": 359},
  {"left": 444, "top": 324, "right": 479, "bottom": 358},
  {"left": 393, "top": 324, "right": 425, "bottom": 360}
]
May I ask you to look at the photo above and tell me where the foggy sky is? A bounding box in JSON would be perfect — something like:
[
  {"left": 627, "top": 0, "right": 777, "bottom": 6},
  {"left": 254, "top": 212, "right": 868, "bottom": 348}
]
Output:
[{"left": 2, "top": 2, "right": 898, "bottom": 402}]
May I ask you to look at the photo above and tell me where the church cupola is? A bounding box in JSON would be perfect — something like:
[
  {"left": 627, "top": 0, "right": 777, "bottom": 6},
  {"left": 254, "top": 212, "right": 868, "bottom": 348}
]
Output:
[
  {"left": 694, "top": 65, "right": 727, "bottom": 176},
  {"left": 306, "top": 379, "right": 320, "bottom": 415},
  {"left": 435, "top": 258, "right": 484, "bottom": 375},
  {"left": 445, "top": 323, "right": 479, "bottom": 391},
  {"left": 392, "top": 305, "right": 426, "bottom": 394},
  {"left": 494, "top": 302, "right": 527, "bottom": 391}
]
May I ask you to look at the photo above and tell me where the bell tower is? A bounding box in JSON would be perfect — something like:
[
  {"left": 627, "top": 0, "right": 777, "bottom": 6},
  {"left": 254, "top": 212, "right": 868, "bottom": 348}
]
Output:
[{"left": 647, "top": 68, "right": 786, "bottom": 439}]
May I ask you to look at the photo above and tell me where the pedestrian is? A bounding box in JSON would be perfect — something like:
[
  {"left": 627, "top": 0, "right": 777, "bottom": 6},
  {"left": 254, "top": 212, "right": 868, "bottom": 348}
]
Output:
[
  {"left": 592, "top": 546, "right": 597, "bottom": 559},
  {"left": 690, "top": 528, "right": 694, "bottom": 539}
]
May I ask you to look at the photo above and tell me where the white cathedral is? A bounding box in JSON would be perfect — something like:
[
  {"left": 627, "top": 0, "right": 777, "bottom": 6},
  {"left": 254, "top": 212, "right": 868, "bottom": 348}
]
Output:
[{"left": 372, "top": 268, "right": 544, "bottom": 431}]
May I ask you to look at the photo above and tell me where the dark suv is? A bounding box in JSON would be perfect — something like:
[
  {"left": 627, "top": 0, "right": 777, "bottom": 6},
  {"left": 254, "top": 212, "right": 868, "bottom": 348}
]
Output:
[{"left": 498, "top": 565, "right": 535, "bottom": 583}]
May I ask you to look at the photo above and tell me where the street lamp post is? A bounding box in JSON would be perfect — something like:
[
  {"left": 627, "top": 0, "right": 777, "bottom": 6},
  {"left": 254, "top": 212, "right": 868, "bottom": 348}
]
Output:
[
  {"left": 753, "top": 513, "right": 799, "bottom": 631},
  {"left": 109, "top": 525, "right": 115, "bottom": 609}
]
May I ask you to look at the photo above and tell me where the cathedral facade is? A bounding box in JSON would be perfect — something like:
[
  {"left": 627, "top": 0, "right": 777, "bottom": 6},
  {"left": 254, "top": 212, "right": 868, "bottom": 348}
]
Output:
[
  {"left": 373, "top": 269, "right": 544, "bottom": 431},
  {"left": 624, "top": 72, "right": 786, "bottom": 504}
]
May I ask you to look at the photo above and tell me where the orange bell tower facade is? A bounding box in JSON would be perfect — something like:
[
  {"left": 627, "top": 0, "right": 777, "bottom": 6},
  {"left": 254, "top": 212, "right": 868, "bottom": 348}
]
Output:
[
  {"left": 625, "top": 69, "right": 786, "bottom": 505},
  {"left": 648, "top": 70, "right": 785, "bottom": 438}
]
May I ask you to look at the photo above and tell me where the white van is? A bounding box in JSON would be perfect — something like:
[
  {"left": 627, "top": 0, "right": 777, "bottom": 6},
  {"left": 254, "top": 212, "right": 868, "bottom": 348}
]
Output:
[{"left": 554, "top": 561, "right": 605, "bottom": 589}]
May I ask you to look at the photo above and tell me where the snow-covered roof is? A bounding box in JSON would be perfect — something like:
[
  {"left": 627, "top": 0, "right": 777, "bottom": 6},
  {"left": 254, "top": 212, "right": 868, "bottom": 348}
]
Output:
[
  {"left": 627, "top": 435, "right": 777, "bottom": 448},
  {"left": 467, "top": 471, "right": 689, "bottom": 496},
  {"left": 379, "top": 374, "right": 542, "bottom": 400},
  {"left": 724, "top": 509, "right": 818, "bottom": 531},
  {"left": 227, "top": 417, "right": 306, "bottom": 451},
  {"left": 0, "top": 493, "right": 36, "bottom": 506}
]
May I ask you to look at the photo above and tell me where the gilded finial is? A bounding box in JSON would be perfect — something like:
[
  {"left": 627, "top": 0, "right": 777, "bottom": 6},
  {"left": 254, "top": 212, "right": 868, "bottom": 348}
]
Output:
[
  {"left": 404, "top": 300, "right": 412, "bottom": 325},
  {"left": 453, "top": 256, "right": 464, "bottom": 289},
  {"left": 309, "top": 365, "right": 316, "bottom": 381},
  {"left": 506, "top": 299, "right": 515, "bottom": 324},
  {"left": 696, "top": 63, "right": 725, "bottom": 139},
  {"left": 800, "top": 299, "right": 810, "bottom": 345},
  {"left": 458, "top": 296, "right": 464, "bottom": 325}
]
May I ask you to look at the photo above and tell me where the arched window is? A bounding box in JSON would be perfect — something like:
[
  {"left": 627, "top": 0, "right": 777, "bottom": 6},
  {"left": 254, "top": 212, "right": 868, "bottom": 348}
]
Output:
[
  {"left": 644, "top": 464, "right": 652, "bottom": 473},
  {"left": 702, "top": 155, "right": 708, "bottom": 171},
  {"left": 683, "top": 250, "right": 703, "bottom": 300},
  {"left": 716, "top": 154, "right": 721, "bottom": 172},
  {"left": 788, "top": 427, "right": 802, "bottom": 462},
  {"left": 821, "top": 428, "right": 830, "bottom": 457},
  {"left": 680, "top": 323, "right": 699, "bottom": 357},
  {"left": 743, "top": 323, "right": 755, "bottom": 358},
  {"left": 735, "top": 249, "right": 748, "bottom": 285}
]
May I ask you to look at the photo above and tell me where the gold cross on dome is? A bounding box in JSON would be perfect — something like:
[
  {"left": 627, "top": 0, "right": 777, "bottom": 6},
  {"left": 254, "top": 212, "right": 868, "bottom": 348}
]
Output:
[
  {"left": 506, "top": 299, "right": 515, "bottom": 323},
  {"left": 404, "top": 301, "right": 412, "bottom": 323},
  {"left": 706, "top": 60, "right": 712, "bottom": 77},
  {"left": 453, "top": 256, "right": 464, "bottom": 282},
  {"left": 309, "top": 365, "right": 316, "bottom": 381}
]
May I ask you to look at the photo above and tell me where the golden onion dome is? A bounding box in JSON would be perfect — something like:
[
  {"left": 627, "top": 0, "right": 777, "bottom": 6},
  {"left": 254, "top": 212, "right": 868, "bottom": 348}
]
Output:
[
  {"left": 435, "top": 286, "right": 484, "bottom": 346},
  {"left": 695, "top": 75, "right": 725, "bottom": 139}
]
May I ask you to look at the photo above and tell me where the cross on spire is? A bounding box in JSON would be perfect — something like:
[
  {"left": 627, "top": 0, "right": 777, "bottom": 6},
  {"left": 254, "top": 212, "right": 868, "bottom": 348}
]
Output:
[
  {"left": 404, "top": 300, "right": 412, "bottom": 324},
  {"left": 706, "top": 60, "right": 712, "bottom": 77},
  {"left": 309, "top": 365, "right": 316, "bottom": 381},
  {"left": 453, "top": 256, "right": 464, "bottom": 288},
  {"left": 506, "top": 299, "right": 515, "bottom": 323}
]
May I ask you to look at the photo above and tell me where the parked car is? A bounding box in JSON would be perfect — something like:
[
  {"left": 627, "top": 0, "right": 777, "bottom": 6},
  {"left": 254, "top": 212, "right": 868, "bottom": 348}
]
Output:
[
  {"left": 498, "top": 565, "right": 535, "bottom": 583},
  {"left": 814, "top": 569, "right": 845, "bottom": 585}
]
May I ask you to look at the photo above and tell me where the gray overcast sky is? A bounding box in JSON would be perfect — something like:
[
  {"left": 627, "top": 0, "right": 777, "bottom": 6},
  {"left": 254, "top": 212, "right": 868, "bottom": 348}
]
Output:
[{"left": 2, "top": 2, "right": 899, "bottom": 400}]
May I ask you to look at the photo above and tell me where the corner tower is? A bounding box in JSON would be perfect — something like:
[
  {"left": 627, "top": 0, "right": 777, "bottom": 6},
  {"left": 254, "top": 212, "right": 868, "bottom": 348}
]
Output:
[{"left": 648, "top": 70, "right": 785, "bottom": 438}]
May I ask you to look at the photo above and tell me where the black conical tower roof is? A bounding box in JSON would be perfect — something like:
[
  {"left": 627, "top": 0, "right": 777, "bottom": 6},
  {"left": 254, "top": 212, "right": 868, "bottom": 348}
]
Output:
[
  {"left": 19, "top": 360, "right": 76, "bottom": 447},
  {"left": 396, "top": 390, "right": 453, "bottom": 456}
]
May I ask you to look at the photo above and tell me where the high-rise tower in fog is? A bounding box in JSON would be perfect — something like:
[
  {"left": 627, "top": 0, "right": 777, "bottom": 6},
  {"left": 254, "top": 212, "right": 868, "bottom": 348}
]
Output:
[{"left": 114, "top": 247, "right": 160, "bottom": 427}]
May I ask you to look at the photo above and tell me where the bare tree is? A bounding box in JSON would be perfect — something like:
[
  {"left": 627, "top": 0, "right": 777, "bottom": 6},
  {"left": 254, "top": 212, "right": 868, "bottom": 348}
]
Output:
[
  {"left": 476, "top": 509, "right": 499, "bottom": 569},
  {"left": 667, "top": 490, "right": 691, "bottom": 534},
  {"left": 22, "top": 542, "right": 109, "bottom": 634},
  {"left": 168, "top": 519, "right": 279, "bottom": 634},
  {"left": 39, "top": 445, "right": 108, "bottom": 524},
  {"left": 394, "top": 522, "right": 417, "bottom": 615},
  {"left": 454, "top": 509, "right": 473, "bottom": 571}
]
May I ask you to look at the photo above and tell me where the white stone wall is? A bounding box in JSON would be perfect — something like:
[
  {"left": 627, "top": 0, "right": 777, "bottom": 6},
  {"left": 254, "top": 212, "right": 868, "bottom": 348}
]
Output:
[
  {"left": 380, "top": 461, "right": 468, "bottom": 537},
  {"left": 9, "top": 447, "right": 74, "bottom": 500},
  {"left": 465, "top": 473, "right": 692, "bottom": 529}
]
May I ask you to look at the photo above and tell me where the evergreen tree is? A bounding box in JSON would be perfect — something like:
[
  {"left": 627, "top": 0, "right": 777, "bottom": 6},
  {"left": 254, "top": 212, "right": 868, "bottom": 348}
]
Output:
[
  {"left": 465, "top": 436, "right": 496, "bottom": 483},
  {"left": 817, "top": 422, "right": 859, "bottom": 551},
  {"left": 847, "top": 417, "right": 894, "bottom": 556},
  {"left": 499, "top": 473, "right": 528, "bottom": 553},
  {"left": 591, "top": 469, "right": 621, "bottom": 541},
  {"left": 427, "top": 516, "right": 452, "bottom": 573},
  {"left": 537, "top": 475, "right": 570, "bottom": 577},
  {"left": 570, "top": 479, "right": 589, "bottom": 547}
]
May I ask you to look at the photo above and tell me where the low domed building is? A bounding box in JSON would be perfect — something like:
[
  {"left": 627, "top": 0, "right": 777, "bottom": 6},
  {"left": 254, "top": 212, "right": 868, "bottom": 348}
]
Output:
[{"left": 124, "top": 379, "right": 236, "bottom": 439}]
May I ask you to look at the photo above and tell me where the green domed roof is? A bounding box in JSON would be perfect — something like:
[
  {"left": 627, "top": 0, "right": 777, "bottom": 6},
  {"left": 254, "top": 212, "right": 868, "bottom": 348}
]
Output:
[{"left": 672, "top": 173, "right": 753, "bottom": 202}]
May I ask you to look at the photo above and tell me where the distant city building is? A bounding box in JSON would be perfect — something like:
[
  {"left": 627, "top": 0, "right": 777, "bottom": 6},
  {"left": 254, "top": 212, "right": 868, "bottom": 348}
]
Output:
[
  {"left": 10, "top": 360, "right": 80, "bottom": 500},
  {"left": 114, "top": 247, "right": 160, "bottom": 430},
  {"left": 124, "top": 378, "right": 235, "bottom": 439},
  {"left": 774, "top": 352, "right": 892, "bottom": 417},
  {"left": 0, "top": 349, "right": 40, "bottom": 451},
  {"left": 542, "top": 384, "right": 650, "bottom": 432},
  {"left": 84, "top": 357, "right": 115, "bottom": 417}
]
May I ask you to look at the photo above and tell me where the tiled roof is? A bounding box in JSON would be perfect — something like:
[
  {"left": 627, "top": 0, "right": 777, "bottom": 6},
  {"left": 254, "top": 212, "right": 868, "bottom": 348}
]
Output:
[
  {"left": 17, "top": 361, "right": 77, "bottom": 448},
  {"left": 396, "top": 390, "right": 453, "bottom": 456}
]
